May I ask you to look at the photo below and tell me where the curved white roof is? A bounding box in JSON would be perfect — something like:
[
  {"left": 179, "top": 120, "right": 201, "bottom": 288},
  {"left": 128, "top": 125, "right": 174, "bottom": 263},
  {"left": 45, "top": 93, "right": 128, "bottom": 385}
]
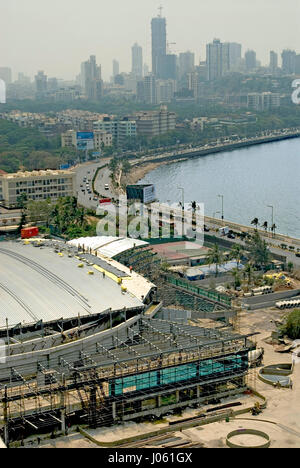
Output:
[{"left": 68, "top": 236, "right": 148, "bottom": 259}]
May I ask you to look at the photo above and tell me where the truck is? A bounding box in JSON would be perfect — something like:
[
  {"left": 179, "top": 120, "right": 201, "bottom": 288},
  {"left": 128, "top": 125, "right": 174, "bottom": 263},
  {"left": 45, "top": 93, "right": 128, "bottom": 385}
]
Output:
[
  {"left": 21, "top": 227, "right": 39, "bottom": 239},
  {"left": 219, "top": 226, "right": 229, "bottom": 236}
]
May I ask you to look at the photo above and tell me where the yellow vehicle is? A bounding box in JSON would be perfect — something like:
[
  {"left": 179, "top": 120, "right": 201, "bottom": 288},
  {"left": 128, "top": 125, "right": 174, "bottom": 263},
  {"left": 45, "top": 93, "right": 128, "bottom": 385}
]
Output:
[{"left": 263, "top": 272, "right": 291, "bottom": 286}]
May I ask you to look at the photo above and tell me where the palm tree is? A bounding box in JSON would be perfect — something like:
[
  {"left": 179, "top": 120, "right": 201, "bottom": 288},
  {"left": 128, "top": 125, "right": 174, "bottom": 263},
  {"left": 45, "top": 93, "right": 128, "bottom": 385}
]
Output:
[
  {"left": 190, "top": 201, "right": 197, "bottom": 213},
  {"left": 251, "top": 218, "right": 259, "bottom": 230},
  {"left": 231, "top": 267, "right": 241, "bottom": 289},
  {"left": 244, "top": 263, "right": 254, "bottom": 285},
  {"left": 271, "top": 223, "right": 277, "bottom": 237},
  {"left": 230, "top": 244, "right": 244, "bottom": 267},
  {"left": 207, "top": 244, "right": 224, "bottom": 277}
]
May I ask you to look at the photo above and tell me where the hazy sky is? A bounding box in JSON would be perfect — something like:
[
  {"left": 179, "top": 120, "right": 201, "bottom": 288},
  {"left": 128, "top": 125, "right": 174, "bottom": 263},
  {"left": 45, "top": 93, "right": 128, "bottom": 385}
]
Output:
[{"left": 1, "top": 0, "right": 299, "bottom": 81}]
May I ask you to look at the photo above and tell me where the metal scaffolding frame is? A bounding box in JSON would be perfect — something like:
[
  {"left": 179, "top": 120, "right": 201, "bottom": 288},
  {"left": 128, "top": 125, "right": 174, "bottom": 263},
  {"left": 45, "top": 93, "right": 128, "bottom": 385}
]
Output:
[{"left": 0, "top": 317, "right": 255, "bottom": 444}]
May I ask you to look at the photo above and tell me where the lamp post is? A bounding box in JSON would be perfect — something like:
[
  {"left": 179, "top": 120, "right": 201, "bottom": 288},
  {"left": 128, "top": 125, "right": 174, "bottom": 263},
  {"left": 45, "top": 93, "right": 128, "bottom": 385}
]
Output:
[
  {"left": 178, "top": 187, "right": 185, "bottom": 209},
  {"left": 218, "top": 194, "right": 224, "bottom": 221},
  {"left": 178, "top": 187, "right": 185, "bottom": 236},
  {"left": 267, "top": 204, "right": 274, "bottom": 238}
]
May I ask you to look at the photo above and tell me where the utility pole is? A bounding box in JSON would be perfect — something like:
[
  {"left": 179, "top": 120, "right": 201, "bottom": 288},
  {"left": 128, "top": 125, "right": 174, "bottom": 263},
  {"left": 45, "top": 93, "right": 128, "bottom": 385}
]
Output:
[
  {"left": 218, "top": 194, "right": 224, "bottom": 222},
  {"left": 267, "top": 205, "right": 274, "bottom": 238},
  {"left": 178, "top": 187, "right": 185, "bottom": 236}
]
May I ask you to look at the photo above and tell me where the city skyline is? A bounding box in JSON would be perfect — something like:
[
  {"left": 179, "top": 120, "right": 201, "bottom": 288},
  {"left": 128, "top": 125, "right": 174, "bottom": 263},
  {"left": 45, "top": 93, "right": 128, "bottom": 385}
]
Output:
[{"left": 1, "top": 0, "right": 299, "bottom": 81}]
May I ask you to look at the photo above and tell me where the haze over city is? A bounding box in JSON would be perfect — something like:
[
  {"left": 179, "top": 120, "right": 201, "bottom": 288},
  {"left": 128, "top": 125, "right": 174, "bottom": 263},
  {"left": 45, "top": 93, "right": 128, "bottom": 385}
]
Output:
[{"left": 1, "top": 0, "right": 299, "bottom": 80}]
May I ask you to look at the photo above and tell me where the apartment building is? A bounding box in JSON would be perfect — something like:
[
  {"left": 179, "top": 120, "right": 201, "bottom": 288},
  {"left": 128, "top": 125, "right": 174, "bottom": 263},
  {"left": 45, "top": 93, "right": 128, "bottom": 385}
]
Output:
[
  {"left": 247, "top": 92, "right": 281, "bottom": 111},
  {"left": 134, "top": 106, "right": 176, "bottom": 137},
  {"left": 0, "top": 170, "right": 76, "bottom": 207},
  {"left": 61, "top": 130, "right": 112, "bottom": 150},
  {"left": 93, "top": 117, "right": 136, "bottom": 144}
]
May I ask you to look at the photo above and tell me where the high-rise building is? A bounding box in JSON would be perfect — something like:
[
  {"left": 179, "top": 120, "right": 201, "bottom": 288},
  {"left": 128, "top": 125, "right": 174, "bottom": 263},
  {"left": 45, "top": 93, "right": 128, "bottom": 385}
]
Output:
[
  {"left": 151, "top": 14, "right": 167, "bottom": 76},
  {"left": 143, "top": 74, "right": 156, "bottom": 104},
  {"left": 144, "top": 64, "right": 150, "bottom": 76},
  {"left": 281, "top": 49, "right": 296, "bottom": 75},
  {"left": 0, "top": 67, "right": 12, "bottom": 85},
  {"left": 113, "top": 60, "right": 119, "bottom": 78},
  {"left": 179, "top": 51, "right": 195, "bottom": 80},
  {"left": 224, "top": 43, "right": 242, "bottom": 71},
  {"left": 157, "top": 54, "right": 177, "bottom": 80},
  {"left": 48, "top": 77, "right": 58, "bottom": 91},
  {"left": 245, "top": 50, "right": 257, "bottom": 71},
  {"left": 35, "top": 71, "right": 48, "bottom": 98},
  {"left": 137, "top": 74, "right": 157, "bottom": 104},
  {"left": 269, "top": 51, "right": 278, "bottom": 73},
  {"left": 187, "top": 72, "right": 199, "bottom": 98},
  {"left": 17, "top": 73, "right": 31, "bottom": 84},
  {"left": 81, "top": 55, "right": 102, "bottom": 100},
  {"left": 155, "top": 80, "right": 176, "bottom": 104},
  {"left": 206, "top": 39, "right": 223, "bottom": 81},
  {"left": 132, "top": 43, "right": 143, "bottom": 79}
]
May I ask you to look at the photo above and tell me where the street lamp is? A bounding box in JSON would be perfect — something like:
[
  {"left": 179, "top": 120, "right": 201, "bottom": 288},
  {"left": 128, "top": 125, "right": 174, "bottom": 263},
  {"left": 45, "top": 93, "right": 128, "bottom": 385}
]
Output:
[
  {"left": 267, "top": 204, "right": 274, "bottom": 237},
  {"left": 218, "top": 194, "right": 224, "bottom": 221},
  {"left": 178, "top": 187, "right": 185, "bottom": 235},
  {"left": 178, "top": 187, "right": 185, "bottom": 209}
]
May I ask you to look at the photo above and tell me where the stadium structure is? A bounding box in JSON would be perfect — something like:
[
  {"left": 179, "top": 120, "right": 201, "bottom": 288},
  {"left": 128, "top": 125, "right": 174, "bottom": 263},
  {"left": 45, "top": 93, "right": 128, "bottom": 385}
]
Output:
[{"left": 0, "top": 237, "right": 255, "bottom": 445}]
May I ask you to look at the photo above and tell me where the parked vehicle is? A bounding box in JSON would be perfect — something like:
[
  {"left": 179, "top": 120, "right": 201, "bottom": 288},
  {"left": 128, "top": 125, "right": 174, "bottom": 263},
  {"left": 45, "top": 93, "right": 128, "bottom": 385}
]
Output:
[{"left": 219, "top": 226, "right": 229, "bottom": 236}]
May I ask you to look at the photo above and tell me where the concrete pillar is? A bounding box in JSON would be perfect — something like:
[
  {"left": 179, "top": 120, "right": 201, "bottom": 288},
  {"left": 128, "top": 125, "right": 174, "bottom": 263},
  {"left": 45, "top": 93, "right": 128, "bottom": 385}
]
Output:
[
  {"left": 176, "top": 390, "right": 180, "bottom": 403},
  {"left": 4, "top": 425, "right": 9, "bottom": 447},
  {"left": 197, "top": 386, "right": 201, "bottom": 398},
  {"left": 157, "top": 395, "right": 162, "bottom": 407},
  {"left": 61, "top": 410, "right": 66, "bottom": 433},
  {"left": 112, "top": 402, "right": 117, "bottom": 420},
  {"left": 60, "top": 374, "right": 66, "bottom": 433},
  {"left": 3, "top": 386, "right": 8, "bottom": 446}
]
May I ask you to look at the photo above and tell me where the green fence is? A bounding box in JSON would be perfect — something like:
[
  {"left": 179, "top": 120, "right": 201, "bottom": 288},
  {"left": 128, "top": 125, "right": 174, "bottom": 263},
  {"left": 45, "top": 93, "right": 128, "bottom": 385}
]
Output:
[{"left": 165, "top": 275, "right": 232, "bottom": 308}]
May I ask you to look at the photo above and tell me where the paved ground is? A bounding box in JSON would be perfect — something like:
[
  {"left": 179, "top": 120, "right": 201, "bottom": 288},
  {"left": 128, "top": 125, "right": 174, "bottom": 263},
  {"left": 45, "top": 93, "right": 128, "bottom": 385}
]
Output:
[{"left": 242, "top": 289, "right": 300, "bottom": 308}]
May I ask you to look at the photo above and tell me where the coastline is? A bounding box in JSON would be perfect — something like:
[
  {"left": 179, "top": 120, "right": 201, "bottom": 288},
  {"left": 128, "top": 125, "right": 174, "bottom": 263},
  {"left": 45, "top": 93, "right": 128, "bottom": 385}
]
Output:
[
  {"left": 126, "top": 160, "right": 175, "bottom": 185},
  {"left": 127, "top": 131, "right": 300, "bottom": 185},
  {"left": 124, "top": 139, "right": 300, "bottom": 243}
]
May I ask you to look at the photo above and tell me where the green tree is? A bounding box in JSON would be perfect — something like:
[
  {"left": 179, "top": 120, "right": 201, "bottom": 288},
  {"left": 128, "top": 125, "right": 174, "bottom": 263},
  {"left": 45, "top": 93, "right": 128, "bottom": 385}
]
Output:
[
  {"left": 244, "top": 263, "right": 254, "bottom": 285},
  {"left": 231, "top": 267, "right": 241, "bottom": 289},
  {"left": 281, "top": 309, "right": 300, "bottom": 339},
  {"left": 247, "top": 231, "right": 270, "bottom": 269},
  {"left": 230, "top": 244, "right": 244, "bottom": 267},
  {"left": 251, "top": 218, "right": 259, "bottom": 230},
  {"left": 207, "top": 244, "right": 224, "bottom": 276}
]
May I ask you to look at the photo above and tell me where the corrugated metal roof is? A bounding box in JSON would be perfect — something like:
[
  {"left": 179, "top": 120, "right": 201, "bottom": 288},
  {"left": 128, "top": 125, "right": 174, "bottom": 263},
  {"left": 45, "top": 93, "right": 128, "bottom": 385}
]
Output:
[
  {"left": 68, "top": 236, "right": 148, "bottom": 258},
  {"left": 0, "top": 241, "right": 144, "bottom": 328}
]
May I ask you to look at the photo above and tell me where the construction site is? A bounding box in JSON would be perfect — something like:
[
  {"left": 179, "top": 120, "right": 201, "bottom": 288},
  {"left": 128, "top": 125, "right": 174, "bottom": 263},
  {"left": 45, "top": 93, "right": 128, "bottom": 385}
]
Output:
[{"left": 0, "top": 236, "right": 261, "bottom": 447}]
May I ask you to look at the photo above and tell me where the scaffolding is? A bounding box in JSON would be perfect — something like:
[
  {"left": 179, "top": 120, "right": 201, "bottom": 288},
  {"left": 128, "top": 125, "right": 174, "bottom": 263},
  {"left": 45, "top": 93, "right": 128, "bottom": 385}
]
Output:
[{"left": 0, "top": 317, "right": 256, "bottom": 444}]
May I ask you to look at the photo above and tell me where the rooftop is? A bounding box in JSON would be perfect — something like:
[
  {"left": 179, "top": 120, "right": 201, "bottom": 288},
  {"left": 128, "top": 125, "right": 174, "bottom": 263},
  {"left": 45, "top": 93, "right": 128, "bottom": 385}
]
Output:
[
  {"left": 0, "top": 240, "right": 149, "bottom": 328},
  {"left": 68, "top": 236, "right": 149, "bottom": 259},
  {"left": 0, "top": 169, "right": 75, "bottom": 179}
]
